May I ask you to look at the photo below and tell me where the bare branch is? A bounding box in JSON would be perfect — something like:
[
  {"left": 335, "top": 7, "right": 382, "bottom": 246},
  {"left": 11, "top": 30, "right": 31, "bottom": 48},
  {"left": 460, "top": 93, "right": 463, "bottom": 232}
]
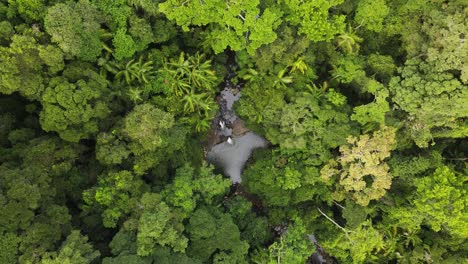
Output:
[
  {"left": 333, "top": 201, "right": 346, "bottom": 210},
  {"left": 317, "top": 207, "right": 351, "bottom": 233}
]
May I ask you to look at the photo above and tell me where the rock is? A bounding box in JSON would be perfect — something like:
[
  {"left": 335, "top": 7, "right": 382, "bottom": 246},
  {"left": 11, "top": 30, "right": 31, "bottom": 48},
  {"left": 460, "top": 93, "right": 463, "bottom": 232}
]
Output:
[{"left": 232, "top": 119, "right": 250, "bottom": 136}]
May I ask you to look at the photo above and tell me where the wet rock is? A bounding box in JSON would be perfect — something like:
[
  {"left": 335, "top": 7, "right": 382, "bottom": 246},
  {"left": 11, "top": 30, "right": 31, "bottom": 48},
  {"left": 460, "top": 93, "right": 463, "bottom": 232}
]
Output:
[
  {"left": 231, "top": 119, "right": 250, "bottom": 136},
  {"left": 205, "top": 61, "right": 268, "bottom": 184}
]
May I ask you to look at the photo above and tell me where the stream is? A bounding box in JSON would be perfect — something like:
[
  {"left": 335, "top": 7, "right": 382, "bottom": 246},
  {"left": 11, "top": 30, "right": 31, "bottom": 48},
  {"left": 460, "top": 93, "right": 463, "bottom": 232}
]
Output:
[
  {"left": 204, "top": 83, "right": 328, "bottom": 264},
  {"left": 205, "top": 79, "right": 269, "bottom": 184},
  {"left": 204, "top": 56, "right": 327, "bottom": 264}
]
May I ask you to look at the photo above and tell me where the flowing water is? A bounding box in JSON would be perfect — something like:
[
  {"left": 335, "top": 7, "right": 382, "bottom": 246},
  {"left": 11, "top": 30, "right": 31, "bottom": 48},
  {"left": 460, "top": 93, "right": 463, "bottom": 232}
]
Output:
[
  {"left": 205, "top": 82, "right": 268, "bottom": 183},
  {"left": 204, "top": 57, "right": 325, "bottom": 263}
]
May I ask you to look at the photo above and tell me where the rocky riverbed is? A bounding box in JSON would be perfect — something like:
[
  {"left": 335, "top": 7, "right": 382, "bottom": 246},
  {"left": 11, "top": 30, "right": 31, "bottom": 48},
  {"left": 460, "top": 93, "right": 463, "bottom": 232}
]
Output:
[{"left": 205, "top": 81, "right": 268, "bottom": 184}]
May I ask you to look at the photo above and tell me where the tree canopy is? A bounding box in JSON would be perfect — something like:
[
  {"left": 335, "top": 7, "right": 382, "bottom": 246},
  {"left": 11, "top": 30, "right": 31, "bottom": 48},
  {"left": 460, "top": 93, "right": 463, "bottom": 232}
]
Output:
[{"left": 0, "top": 0, "right": 466, "bottom": 263}]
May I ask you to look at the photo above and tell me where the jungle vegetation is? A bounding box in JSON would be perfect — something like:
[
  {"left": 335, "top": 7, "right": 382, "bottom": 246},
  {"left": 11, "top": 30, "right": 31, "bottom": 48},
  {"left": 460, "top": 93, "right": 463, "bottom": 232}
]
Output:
[{"left": 0, "top": 0, "right": 467, "bottom": 263}]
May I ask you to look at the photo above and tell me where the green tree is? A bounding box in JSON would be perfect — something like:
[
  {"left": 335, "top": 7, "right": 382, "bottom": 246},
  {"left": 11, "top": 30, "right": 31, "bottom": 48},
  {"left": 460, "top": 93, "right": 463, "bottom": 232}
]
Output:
[
  {"left": 351, "top": 79, "right": 390, "bottom": 127},
  {"left": 423, "top": 7, "right": 467, "bottom": 83},
  {"left": 123, "top": 103, "right": 174, "bottom": 152},
  {"left": 267, "top": 217, "right": 313, "bottom": 264},
  {"left": 127, "top": 0, "right": 159, "bottom": 16},
  {"left": 128, "top": 14, "right": 155, "bottom": 51},
  {"left": 186, "top": 207, "right": 249, "bottom": 263},
  {"left": 95, "top": 104, "right": 188, "bottom": 175},
  {"left": 136, "top": 193, "right": 188, "bottom": 255},
  {"left": 281, "top": 0, "right": 345, "bottom": 42},
  {"left": 9, "top": 0, "right": 46, "bottom": 21},
  {"left": 0, "top": 232, "right": 19, "bottom": 264},
  {"left": 366, "top": 54, "right": 396, "bottom": 83},
  {"left": 259, "top": 89, "right": 354, "bottom": 166},
  {"left": 38, "top": 45, "right": 65, "bottom": 74},
  {"left": 162, "top": 164, "right": 230, "bottom": 215},
  {"left": 92, "top": 0, "right": 162, "bottom": 59},
  {"left": 225, "top": 196, "right": 271, "bottom": 249},
  {"left": 354, "top": 0, "right": 389, "bottom": 32},
  {"left": 379, "top": 162, "right": 467, "bottom": 262},
  {"left": 93, "top": 0, "right": 131, "bottom": 30},
  {"left": 112, "top": 28, "right": 138, "bottom": 61},
  {"left": 44, "top": 0, "right": 104, "bottom": 61},
  {"left": 322, "top": 220, "right": 384, "bottom": 263},
  {"left": 389, "top": 3, "right": 467, "bottom": 83},
  {"left": 244, "top": 151, "right": 330, "bottom": 207},
  {"left": 237, "top": 24, "right": 311, "bottom": 75},
  {"left": 389, "top": 59, "right": 468, "bottom": 147},
  {"left": 83, "top": 170, "right": 148, "bottom": 228},
  {"left": 41, "top": 231, "right": 100, "bottom": 264},
  {"left": 103, "top": 230, "right": 199, "bottom": 264},
  {"left": 0, "top": 34, "right": 47, "bottom": 100},
  {"left": 413, "top": 166, "right": 467, "bottom": 238},
  {"left": 330, "top": 55, "right": 366, "bottom": 84},
  {"left": 0, "top": 113, "right": 15, "bottom": 146},
  {"left": 95, "top": 132, "right": 131, "bottom": 165},
  {"left": 40, "top": 72, "right": 110, "bottom": 142},
  {"left": 159, "top": 0, "right": 282, "bottom": 54},
  {"left": 0, "top": 131, "right": 83, "bottom": 262},
  {"left": 0, "top": 21, "right": 13, "bottom": 42}
]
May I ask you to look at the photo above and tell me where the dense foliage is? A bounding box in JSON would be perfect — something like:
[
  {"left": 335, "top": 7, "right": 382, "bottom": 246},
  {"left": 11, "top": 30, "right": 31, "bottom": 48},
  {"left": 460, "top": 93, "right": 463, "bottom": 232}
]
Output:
[{"left": 0, "top": 0, "right": 466, "bottom": 263}]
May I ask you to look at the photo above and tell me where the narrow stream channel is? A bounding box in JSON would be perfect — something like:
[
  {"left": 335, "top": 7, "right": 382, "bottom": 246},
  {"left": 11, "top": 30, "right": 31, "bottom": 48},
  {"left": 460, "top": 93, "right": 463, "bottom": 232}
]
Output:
[
  {"left": 205, "top": 80, "right": 269, "bottom": 184},
  {"left": 204, "top": 54, "right": 327, "bottom": 264}
]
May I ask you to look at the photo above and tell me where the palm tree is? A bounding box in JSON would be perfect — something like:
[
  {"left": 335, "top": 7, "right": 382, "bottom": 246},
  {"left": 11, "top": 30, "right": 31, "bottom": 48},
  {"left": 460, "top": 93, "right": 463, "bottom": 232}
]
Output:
[
  {"left": 290, "top": 57, "right": 308, "bottom": 74},
  {"left": 113, "top": 56, "right": 155, "bottom": 85},
  {"left": 160, "top": 52, "right": 218, "bottom": 96},
  {"left": 335, "top": 24, "right": 363, "bottom": 55},
  {"left": 273, "top": 68, "right": 294, "bottom": 88},
  {"left": 159, "top": 52, "right": 219, "bottom": 132},
  {"left": 181, "top": 92, "right": 215, "bottom": 115},
  {"left": 127, "top": 87, "right": 144, "bottom": 104}
]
